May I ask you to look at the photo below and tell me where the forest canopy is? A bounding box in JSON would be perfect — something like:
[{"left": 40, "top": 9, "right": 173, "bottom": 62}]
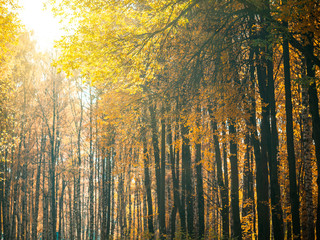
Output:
[{"left": 1, "top": 0, "right": 320, "bottom": 239}]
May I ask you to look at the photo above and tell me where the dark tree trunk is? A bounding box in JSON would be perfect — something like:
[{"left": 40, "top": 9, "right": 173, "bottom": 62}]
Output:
[
  {"left": 222, "top": 129, "right": 230, "bottom": 239},
  {"left": 305, "top": 33, "right": 320, "bottom": 240},
  {"left": 49, "top": 78, "right": 57, "bottom": 240},
  {"left": 168, "top": 121, "right": 177, "bottom": 239},
  {"left": 255, "top": 7, "right": 284, "bottom": 239},
  {"left": 195, "top": 141, "right": 204, "bottom": 239},
  {"left": 21, "top": 143, "right": 28, "bottom": 240},
  {"left": 58, "top": 179, "right": 66, "bottom": 240},
  {"left": 101, "top": 149, "right": 108, "bottom": 240},
  {"left": 160, "top": 116, "right": 166, "bottom": 238},
  {"left": 142, "top": 126, "right": 155, "bottom": 238},
  {"left": 211, "top": 119, "right": 229, "bottom": 239},
  {"left": 181, "top": 123, "right": 194, "bottom": 238},
  {"left": 242, "top": 131, "right": 254, "bottom": 239},
  {"left": 229, "top": 122, "right": 242, "bottom": 240},
  {"left": 106, "top": 149, "right": 112, "bottom": 239},
  {"left": 255, "top": 53, "right": 270, "bottom": 240},
  {"left": 43, "top": 154, "right": 49, "bottom": 240},
  {"left": 69, "top": 184, "right": 74, "bottom": 240},
  {"left": 11, "top": 145, "right": 23, "bottom": 239},
  {"left": 32, "top": 133, "right": 45, "bottom": 240},
  {"left": 300, "top": 83, "right": 314, "bottom": 240},
  {"left": 0, "top": 157, "right": 3, "bottom": 240},
  {"left": 149, "top": 103, "right": 165, "bottom": 239},
  {"left": 175, "top": 115, "right": 186, "bottom": 236},
  {"left": 89, "top": 87, "right": 94, "bottom": 240},
  {"left": 283, "top": 29, "right": 301, "bottom": 239},
  {"left": 267, "top": 51, "right": 284, "bottom": 240},
  {"left": 76, "top": 93, "right": 83, "bottom": 240},
  {"left": 3, "top": 148, "right": 11, "bottom": 240},
  {"left": 50, "top": 140, "right": 57, "bottom": 240}
]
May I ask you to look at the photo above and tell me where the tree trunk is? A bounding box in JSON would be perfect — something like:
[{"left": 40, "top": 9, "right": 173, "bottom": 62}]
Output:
[
  {"left": 3, "top": 148, "right": 12, "bottom": 240},
  {"left": 149, "top": 103, "right": 165, "bottom": 239},
  {"left": 301, "top": 84, "right": 315, "bottom": 240},
  {"left": 242, "top": 131, "right": 254, "bottom": 239},
  {"left": 254, "top": 52, "right": 270, "bottom": 240},
  {"left": 195, "top": 107, "right": 204, "bottom": 240},
  {"left": 160, "top": 115, "right": 166, "bottom": 238},
  {"left": 267, "top": 49, "right": 284, "bottom": 240},
  {"left": 142, "top": 125, "right": 155, "bottom": 238},
  {"left": 106, "top": 149, "right": 112, "bottom": 239},
  {"left": 283, "top": 29, "right": 301, "bottom": 239},
  {"left": 89, "top": 87, "right": 95, "bottom": 240},
  {"left": 58, "top": 179, "right": 66, "bottom": 240},
  {"left": 32, "top": 133, "right": 45, "bottom": 240},
  {"left": 181, "top": 123, "right": 194, "bottom": 238},
  {"left": 229, "top": 122, "right": 242, "bottom": 240},
  {"left": 305, "top": 33, "right": 320, "bottom": 240},
  {"left": 101, "top": 149, "right": 108, "bottom": 240},
  {"left": 211, "top": 119, "right": 229, "bottom": 239}
]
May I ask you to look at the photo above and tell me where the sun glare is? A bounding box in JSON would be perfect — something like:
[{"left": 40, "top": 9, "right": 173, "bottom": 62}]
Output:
[{"left": 18, "top": 0, "right": 63, "bottom": 51}]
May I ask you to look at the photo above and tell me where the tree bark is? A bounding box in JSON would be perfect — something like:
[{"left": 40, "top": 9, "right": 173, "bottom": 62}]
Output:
[
  {"left": 283, "top": 29, "right": 301, "bottom": 239},
  {"left": 58, "top": 179, "right": 66, "bottom": 240},
  {"left": 195, "top": 133, "right": 204, "bottom": 239},
  {"left": 267, "top": 50, "right": 284, "bottom": 240},
  {"left": 301, "top": 84, "right": 315, "bottom": 240},
  {"left": 210, "top": 119, "right": 229, "bottom": 239},
  {"left": 181, "top": 123, "right": 194, "bottom": 238},
  {"left": 149, "top": 102, "right": 166, "bottom": 239},
  {"left": 32, "top": 133, "right": 45, "bottom": 240},
  {"left": 305, "top": 33, "right": 320, "bottom": 240},
  {"left": 229, "top": 122, "right": 242, "bottom": 240},
  {"left": 89, "top": 87, "right": 95, "bottom": 240},
  {"left": 255, "top": 58, "right": 271, "bottom": 240},
  {"left": 142, "top": 125, "right": 155, "bottom": 238}
]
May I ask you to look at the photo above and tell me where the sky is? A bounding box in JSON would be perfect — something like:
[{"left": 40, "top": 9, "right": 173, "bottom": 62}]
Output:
[{"left": 18, "top": 0, "right": 64, "bottom": 51}]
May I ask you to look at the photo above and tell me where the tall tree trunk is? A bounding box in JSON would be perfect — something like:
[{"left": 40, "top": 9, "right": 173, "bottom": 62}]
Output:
[
  {"left": 256, "top": 7, "right": 284, "bottom": 239},
  {"left": 0, "top": 154, "right": 3, "bottom": 240},
  {"left": 160, "top": 115, "right": 166, "bottom": 238},
  {"left": 254, "top": 51, "right": 270, "bottom": 240},
  {"left": 32, "top": 133, "right": 45, "bottom": 240},
  {"left": 301, "top": 84, "right": 315, "bottom": 239},
  {"left": 111, "top": 158, "right": 115, "bottom": 239},
  {"left": 195, "top": 107, "right": 204, "bottom": 240},
  {"left": 149, "top": 103, "right": 165, "bottom": 239},
  {"left": 229, "top": 122, "right": 242, "bottom": 240},
  {"left": 3, "top": 147, "right": 12, "bottom": 240},
  {"left": 95, "top": 109, "right": 100, "bottom": 240},
  {"left": 76, "top": 91, "right": 83, "bottom": 240},
  {"left": 106, "top": 149, "right": 112, "bottom": 239},
  {"left": 305, "top": 33, "right": 320, "bottom": 240},
  {"left": 142, "top": 125, "right": 155, "bottom": 238},
  {"left": 101, "top": 148, "right": 108, "bottom": 240},
  {"left": 242, "top": 131, "right": 254, "bottom": 239},
  {"left": 11, "top": 141, "right": 23, "bottom": 239},
  {"left": 69, "top": 185, "right": 74, "bottom": 240},
  {"left": 50, "top": 77, "right": 57, "bottom": 240},
  {"left": 58, "top": 179, "right": 66, "bottom": 240},
  {"left": 222, "top": 127, "right": 230, "bottom": 239},
  {"left": 50, "top": 141, "right": 57, "bottom": 240},
  {"left": 89, "top": 87, "right": 94, "bottom": 240},
  {"left": 175, "top": 114, "right": 186, "bottom": 236},
  {"left": 283, "top": 29, "right": 301, "bottom": 239},
  {"left": 168, "top": 121, "right": 177, "bottom": 240},
  {"left": 211, "top": 119, "right": 229, "bottom": 239},
  {"left": 267, "top": 49, "right": 284, "bottom": 240},
  {"left": 181, "top": 123, "right": 194, "bottom": 238}
]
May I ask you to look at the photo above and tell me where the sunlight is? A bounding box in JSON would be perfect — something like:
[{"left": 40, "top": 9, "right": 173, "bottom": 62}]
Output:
[
  {"left": 18, "top": 0, "right": 63, "bottom": 51},
  {"left": 2, "top": 0, "right": 319, "bottom": 239}
]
